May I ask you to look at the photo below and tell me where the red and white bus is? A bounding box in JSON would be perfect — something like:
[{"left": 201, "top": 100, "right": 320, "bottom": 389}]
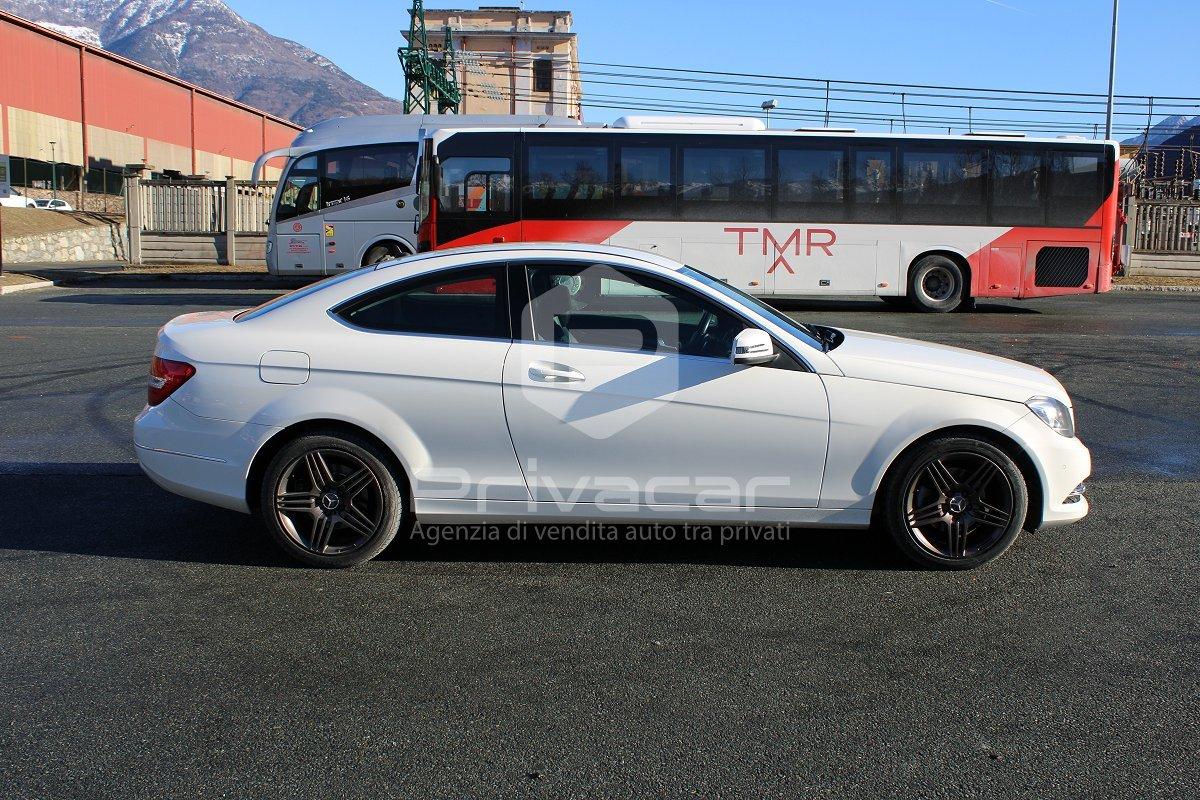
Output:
[{"left": 416, "top": 117, "right": 1119, "bottom": 311}]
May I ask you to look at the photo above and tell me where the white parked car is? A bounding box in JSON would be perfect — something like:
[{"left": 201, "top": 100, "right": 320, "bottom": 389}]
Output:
[
  {"left": 0, "top": 188, "right": 36, "bottom": 208},
  {"left": 32, "top": 198, "right": 73, "bottom": 211},
  {"left": 134, "top": 244, "right": 1090, "bottom": 569}
]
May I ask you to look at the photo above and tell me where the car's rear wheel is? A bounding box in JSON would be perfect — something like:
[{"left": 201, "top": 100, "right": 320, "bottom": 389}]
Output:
[
  {"left": 260, "top": 432, "right": 404, "bottom": 567},
  {"left": 908, "top": 255, "right": 966, "bottom": 312},
  {"left": 880, "top": 436, "right": 1028, "bottom": 569}
]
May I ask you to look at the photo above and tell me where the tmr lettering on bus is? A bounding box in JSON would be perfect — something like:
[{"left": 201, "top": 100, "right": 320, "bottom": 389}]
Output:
[{"left": 423, "top": 118, "right": 1119, "bottom": 310}]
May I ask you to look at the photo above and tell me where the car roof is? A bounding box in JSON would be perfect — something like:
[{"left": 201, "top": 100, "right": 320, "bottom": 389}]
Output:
[{"left": 373, "top": 242, "right": 686, "bottom": 273}]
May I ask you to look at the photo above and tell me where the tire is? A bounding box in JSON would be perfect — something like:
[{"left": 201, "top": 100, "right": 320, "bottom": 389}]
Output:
[
  {"left": 259, "top": 431, "right": 406, "bottom": 567},
  {"left": 879, "top": 436, "right": 1028, "bottom": 570},
  {"left": 908, "top": 255, "right": 966, "bottom": 313},
  {"left": 363, "top": 242, "right": 404, "bottom": 266}
]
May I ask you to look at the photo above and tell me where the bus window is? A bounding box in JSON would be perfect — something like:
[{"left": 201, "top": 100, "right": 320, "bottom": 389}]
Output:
[
  {"left": 899, "top": 146, "right": 986, "bottom": 225},
  {"left": 992, "top": 148, "right": 1044, "bottom": 226},
  {"left": 323, "top": 143, "right": 417, "bottom": 208},
  {"left": 1049, "top": 150, "right": 1103, "bottom": 227},
  {"left": 524, "top": 142, "right": 613, "bottom": 218},
  {"left": 616, "top": 146, "right": 673, "bottom": 219},
  {"left": 776, "top": 146, "right": 846, "bottom": 222},
  {"left": 851, "top": 147, "right": 895, "bottom": 223},
  {"left": 439, "top": 156, "right": 512, "bottom": 213},
  {"left": 276, "top": 155, "right": 321, "bottom": 222},
  {"left": 679, "top": 144, "right": 767, "bottom": 221}
]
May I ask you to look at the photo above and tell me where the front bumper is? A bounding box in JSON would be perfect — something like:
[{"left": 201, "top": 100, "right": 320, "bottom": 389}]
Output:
[
  {"left": 1005, "top": 412, "right": 1092, "bottom": 528},
  {"left": 134, "top": 398, "right": 279, "bottom": 513}
]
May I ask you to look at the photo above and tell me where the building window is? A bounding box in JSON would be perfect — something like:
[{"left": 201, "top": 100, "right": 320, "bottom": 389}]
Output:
[{"left": 534, "top": 57, "right": 554, "bottom": 92}]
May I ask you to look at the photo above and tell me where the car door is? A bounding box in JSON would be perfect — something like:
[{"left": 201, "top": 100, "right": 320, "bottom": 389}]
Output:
[{"left": 501, "top": 260, "right": 830, "bottom": 509}]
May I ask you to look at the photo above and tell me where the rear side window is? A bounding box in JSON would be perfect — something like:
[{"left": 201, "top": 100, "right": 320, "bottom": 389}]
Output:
[{"left": 335, "top": 266, "right": 508, "bottom": 339}]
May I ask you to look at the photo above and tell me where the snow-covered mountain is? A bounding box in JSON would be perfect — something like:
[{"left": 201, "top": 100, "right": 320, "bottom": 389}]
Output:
[
  {"left": 0, "top": 0, "right": 404, "bottom": 125},
  {"left": 1123, "top": 115, "right": 1200, "bottom": 147}
]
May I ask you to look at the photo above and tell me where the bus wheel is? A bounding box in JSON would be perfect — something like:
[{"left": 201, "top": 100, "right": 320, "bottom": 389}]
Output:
[
  {"left": 908, "top": 256, "right": 965, "bottom": 313},
  {"left": 363, "top": 243, "right": 404, "bottom": 266}
]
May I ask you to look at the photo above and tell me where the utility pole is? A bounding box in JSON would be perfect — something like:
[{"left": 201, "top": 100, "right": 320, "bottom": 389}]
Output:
[
  {"left": 50, "top": 140, "right": 58, "bottom": 200},
  {"left": 1105, "top": 0, "right": 1119, "bottom": 139}
]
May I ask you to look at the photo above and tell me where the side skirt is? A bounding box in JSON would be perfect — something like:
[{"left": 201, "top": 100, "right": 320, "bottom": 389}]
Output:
[{"left": 413, "top": 498, "right": 872, "bottom": 528}]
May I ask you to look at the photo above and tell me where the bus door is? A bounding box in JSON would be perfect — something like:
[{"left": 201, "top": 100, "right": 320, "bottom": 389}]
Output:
[
  {"left": 433, "top": 132, "right": 516, "bottom": 248},
  {"left": 272, "top": 154, "right": 325, "bottom": 273}
]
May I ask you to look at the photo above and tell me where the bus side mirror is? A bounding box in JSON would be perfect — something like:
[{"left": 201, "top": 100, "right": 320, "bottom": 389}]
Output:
[{"left": 731, "top": 328, "right": 777, "bottom": 366}]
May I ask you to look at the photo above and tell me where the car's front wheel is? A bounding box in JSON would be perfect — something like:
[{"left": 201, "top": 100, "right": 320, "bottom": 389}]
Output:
[
  {"left": 260, "top": 432, "right": 405, "bottom": 567},
  {"left": 880, "top": 436, "right": 1028, "bottom": 569}
]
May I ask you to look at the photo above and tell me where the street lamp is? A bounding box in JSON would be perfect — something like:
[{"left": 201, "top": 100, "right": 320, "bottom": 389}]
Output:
[
  {"left": 761, "top": 99, "right": 778, "bottom": 127},
  {"left": 1105, "top": 0, "right": 1119, "bottom": 139},
  {"left": 49, "top": 140, "right": 57, "bottom": 200}
]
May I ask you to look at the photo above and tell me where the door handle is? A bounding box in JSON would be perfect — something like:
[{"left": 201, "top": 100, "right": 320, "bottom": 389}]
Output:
[{"left": 529, "top": 360, "right": 585, "bottom": 383}]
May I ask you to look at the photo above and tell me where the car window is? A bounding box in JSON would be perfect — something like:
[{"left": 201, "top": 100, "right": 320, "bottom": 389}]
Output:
[
  {"left": 336, "top": 266, "right": 508, "bottom": 339},
  {"left": 520, "top": 263, "right": 745, "bottom": 359}
]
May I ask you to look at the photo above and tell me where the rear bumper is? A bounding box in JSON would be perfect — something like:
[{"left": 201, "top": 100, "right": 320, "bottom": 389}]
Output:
[
  {"left": 1005, "top": 412, "right": 1092, "bottom": 529},
  {"left": 134, "top": 399, "right": 279, "bottom": 513}
]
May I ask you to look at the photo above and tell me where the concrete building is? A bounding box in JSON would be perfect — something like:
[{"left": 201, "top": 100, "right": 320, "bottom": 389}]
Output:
[
  {"left": 0, "top": 10, "right": 300, "bottom": 209},
  {"left": 409, "top": 6, "right": 582, "bottom": 119}
]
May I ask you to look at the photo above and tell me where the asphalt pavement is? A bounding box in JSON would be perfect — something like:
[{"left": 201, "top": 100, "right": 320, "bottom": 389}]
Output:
[{"left": 1, "top": 284, "right": 1197, "bottom": 798}]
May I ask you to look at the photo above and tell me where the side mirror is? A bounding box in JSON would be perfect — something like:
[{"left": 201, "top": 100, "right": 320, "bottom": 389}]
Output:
[{"left": 731, "top": 328, "right": 777, "bottom": 366}]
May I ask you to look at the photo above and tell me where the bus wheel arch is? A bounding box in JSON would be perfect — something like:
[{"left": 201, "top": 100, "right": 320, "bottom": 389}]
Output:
[
  {"left": 362, "top": 240, "right": 410, "bottom": 266},
  {"left": 906, "top": 251, "right": 972, "bottom": 313}
]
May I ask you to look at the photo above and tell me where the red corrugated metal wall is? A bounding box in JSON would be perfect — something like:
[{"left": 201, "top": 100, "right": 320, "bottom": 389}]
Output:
[{"left": 0, "top": 11, "right": 300, "bottom": 176}]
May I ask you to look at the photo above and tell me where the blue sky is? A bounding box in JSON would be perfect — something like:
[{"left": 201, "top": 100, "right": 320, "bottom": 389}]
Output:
[{"left": 228, "top": 0, "right": 1199, "bottom": 134}]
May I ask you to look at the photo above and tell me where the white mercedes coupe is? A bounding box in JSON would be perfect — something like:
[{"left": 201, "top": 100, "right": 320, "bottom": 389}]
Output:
[{"left": 134, "top": 244, "right": 1090, "bottom": 569}]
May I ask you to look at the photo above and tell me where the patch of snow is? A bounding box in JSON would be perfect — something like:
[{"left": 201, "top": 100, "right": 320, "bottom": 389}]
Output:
[{"left": 35, "top": 21, "right": 103, "bottom": 47}]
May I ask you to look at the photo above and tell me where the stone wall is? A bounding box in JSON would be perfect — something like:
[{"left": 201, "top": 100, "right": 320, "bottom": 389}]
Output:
[{"left": 2, "top": 219, "right": 128, "bottom": 264}]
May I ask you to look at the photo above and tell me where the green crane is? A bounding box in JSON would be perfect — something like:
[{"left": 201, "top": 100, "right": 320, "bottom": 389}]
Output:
[{"left": 398, "top": 0, "right": 461, "bottom": 114}]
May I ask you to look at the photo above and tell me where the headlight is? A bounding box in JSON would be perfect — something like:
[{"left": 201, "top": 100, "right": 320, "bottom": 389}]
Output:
[
  {"left": 1026, "top": 396, "right": 1075, "bottom": 438},
  {"left": 265, "top": 240, "right": 274, "bottom": 255}
]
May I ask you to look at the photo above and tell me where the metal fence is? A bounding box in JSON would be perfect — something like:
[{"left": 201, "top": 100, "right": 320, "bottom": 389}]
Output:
[
  {"left": 137, "top": 179, "right": 275, "bottom": 233},
  {"left": 1131, "top": 200, "right": 1200, "bottom": 255}
]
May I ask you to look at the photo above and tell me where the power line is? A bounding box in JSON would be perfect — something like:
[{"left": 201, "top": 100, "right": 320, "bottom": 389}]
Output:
[
  {"left": 462, "top": 84, "right": 1191, "bottom": 137},
  {"left": 453, "top": 55, "right": 1198, "bottom": 140},
  {"left": 572, "top": 59, "right": 1200, "bottom": 104}
]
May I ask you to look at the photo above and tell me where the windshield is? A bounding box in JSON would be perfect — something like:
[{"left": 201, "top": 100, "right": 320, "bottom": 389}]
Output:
[{"left": 681, "top": 266, "right": 826, "bottom": 350}]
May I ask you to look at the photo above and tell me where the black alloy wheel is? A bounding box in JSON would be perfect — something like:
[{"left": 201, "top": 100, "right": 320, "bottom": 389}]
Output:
[
  {"left": 882, "top": 437, "right": 1028, "bottom": 569},
  {"left": 261, "top": 432, "right": 404, "bottom": 567}
]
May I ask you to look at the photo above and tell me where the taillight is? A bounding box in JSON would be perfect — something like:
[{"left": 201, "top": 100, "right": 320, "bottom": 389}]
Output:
[{"left": 148, "top": 356, "right": 195, "bottom": 406}]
